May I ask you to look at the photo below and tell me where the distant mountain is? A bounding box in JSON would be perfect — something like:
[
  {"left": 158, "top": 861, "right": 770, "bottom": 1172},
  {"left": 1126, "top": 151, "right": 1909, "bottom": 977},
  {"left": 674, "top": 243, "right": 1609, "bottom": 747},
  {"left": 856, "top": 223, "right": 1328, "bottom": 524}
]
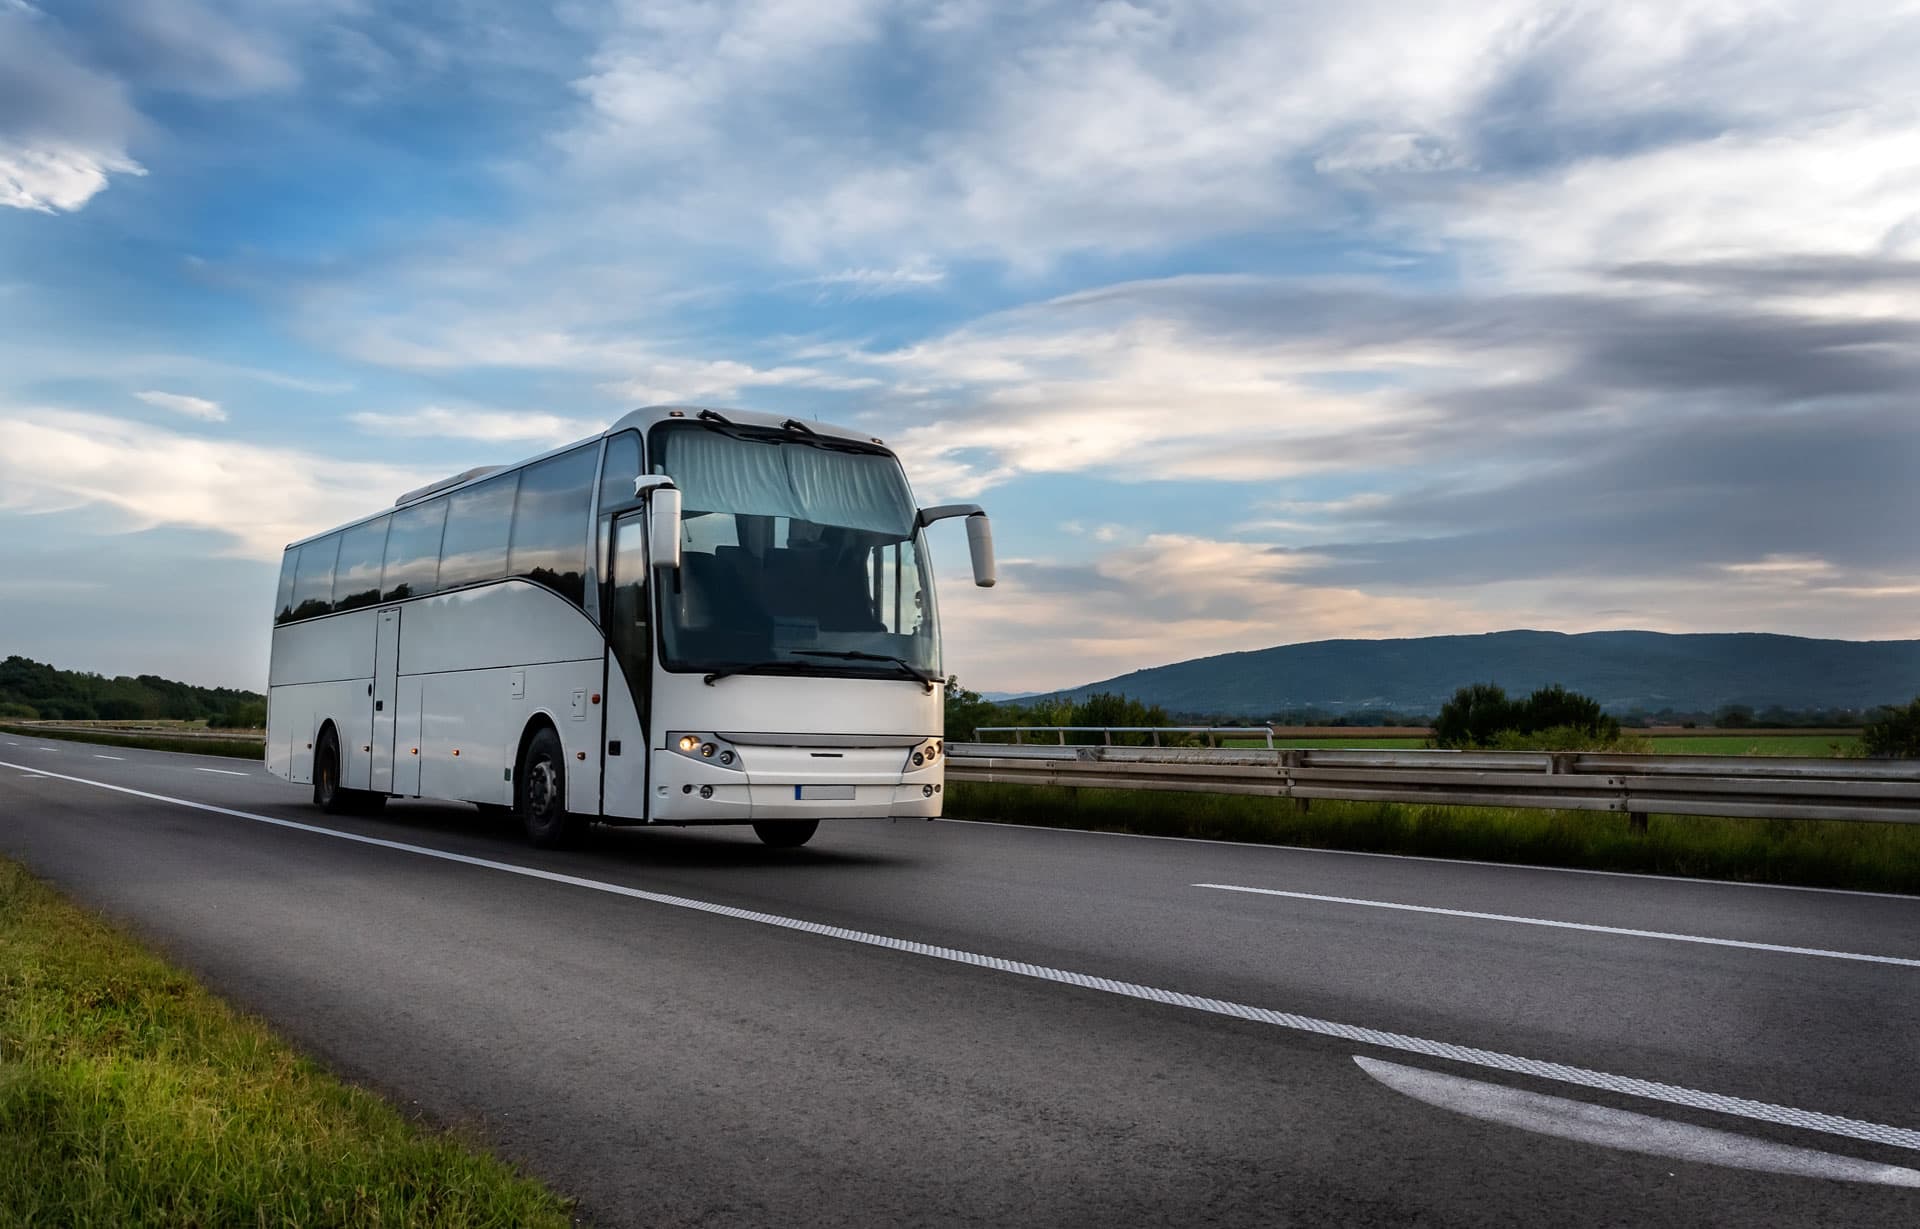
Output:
[{"left": 1039, "top": 631, "right": 1920, "bottom": 718}]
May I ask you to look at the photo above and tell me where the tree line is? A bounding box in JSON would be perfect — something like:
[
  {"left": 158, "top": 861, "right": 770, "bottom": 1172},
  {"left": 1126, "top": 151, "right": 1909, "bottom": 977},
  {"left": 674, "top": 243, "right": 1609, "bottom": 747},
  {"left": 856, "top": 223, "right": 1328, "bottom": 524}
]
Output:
[{"left": 0, "top": 656, "right": 265, "bottom": 728}]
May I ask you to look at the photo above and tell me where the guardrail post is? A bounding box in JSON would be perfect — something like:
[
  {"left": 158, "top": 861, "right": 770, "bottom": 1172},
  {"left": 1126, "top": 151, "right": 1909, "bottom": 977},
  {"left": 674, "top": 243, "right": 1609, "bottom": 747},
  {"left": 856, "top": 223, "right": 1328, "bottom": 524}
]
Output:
[
  {"left": 1103, "top": 728, "right": 1112, "bottom": 746},
  {"left": 1629, "top": 810, "right": 1648, "bottom": 834},
  {"left": 1058, "top": 728, "right": 1067, "bottom": 746},
  {"left": 1151, "top": 730, "right": 1161, "bottom": 747}
]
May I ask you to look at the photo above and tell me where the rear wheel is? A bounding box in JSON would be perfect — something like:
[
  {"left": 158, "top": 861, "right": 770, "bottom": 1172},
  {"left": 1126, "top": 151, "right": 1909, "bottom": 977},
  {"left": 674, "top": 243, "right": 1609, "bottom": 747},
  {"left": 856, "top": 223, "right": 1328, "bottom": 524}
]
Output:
[
  {"left": 752, "top": 819, "right": 819, "bottom": 849},
  {"left": 313, "top": 727, "right": 349, "bottom": 814},
  {"left": 519, "top": 726, "right": 580, "bottom": 848},
  {"left": 313, "top": 727, "right": 387, "bottom": 815}
]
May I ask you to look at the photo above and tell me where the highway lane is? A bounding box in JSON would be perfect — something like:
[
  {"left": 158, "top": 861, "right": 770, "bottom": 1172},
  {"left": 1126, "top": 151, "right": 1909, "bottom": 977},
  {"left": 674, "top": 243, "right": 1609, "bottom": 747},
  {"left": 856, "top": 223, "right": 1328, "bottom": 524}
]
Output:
[{"left": 2, "top": 734, "right": 1917, "bottom": 1226}]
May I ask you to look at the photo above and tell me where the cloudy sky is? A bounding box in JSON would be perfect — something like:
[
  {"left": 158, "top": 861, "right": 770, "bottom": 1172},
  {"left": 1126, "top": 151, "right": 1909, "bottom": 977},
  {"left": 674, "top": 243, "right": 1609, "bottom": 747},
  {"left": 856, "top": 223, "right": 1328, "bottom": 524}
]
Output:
[{"left": 2, "top": 0, "right": 1917, "bottom": 693}]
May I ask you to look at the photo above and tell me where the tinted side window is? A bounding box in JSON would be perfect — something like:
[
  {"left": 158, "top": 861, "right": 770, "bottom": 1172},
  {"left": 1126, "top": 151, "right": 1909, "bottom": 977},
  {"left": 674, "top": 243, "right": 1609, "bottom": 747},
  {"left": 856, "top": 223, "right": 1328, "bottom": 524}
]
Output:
[
  {"left": 382, "top": 498, "right": 446, "bottom": 601},
  {"left": 289, "top": 535, "right": 340, "bottom": 620},
  {"left": 598, "top": 431, "right": 641, "bottom": 515},
  {"left": 274, "top": 549, "right": 299, "bottom": 624},
  {"left": 438, "top": 473, "right": 518, "bottom": 590},
  {"left": 332, "top": 517, "right": 390, "bottom": 612},
  {"left": 509, "top": 445, "right": 597, "bottom": 606}
]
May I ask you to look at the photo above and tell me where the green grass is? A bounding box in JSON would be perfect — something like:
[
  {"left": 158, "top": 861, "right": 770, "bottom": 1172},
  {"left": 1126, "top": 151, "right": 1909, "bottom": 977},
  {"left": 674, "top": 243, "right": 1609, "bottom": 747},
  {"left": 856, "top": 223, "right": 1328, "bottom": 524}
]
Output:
[
  {"left": 0, "top": 857, "right": 574, "bottom": 1227},
  {"left": 0, "top": 724, "right": 264, "bottom": 761},
  {"left": 945, "top": 783, "right": 1920, "bottom": 895}
]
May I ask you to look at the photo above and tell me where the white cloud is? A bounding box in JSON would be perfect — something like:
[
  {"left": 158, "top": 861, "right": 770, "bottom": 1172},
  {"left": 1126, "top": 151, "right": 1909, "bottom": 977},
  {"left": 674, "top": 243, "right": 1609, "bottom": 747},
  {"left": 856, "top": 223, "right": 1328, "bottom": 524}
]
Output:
[
  {"left": 0, "top": 408, "right": 433, "bottom": 558},
  {"left": 349, "top": 406, "right": 602, "bottom": 446},
  {"left": 0, "top": 144, "right": 145, "bottom": 213},
  {"left": 135, "top": 389, "right": 226, "bottom": 421}
]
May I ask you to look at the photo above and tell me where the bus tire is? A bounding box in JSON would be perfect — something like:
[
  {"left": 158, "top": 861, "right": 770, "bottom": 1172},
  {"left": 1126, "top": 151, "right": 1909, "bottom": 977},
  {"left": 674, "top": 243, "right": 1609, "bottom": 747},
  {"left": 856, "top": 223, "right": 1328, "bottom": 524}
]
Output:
[
  {"left": 752, "top": 819, "right": 819, "bottom": 848},
  {"left": 519, "top": 726, "right": 580, "bottom": 848},
  {"left": 313, "top": 726, "right": 350, "bottom": 814}
]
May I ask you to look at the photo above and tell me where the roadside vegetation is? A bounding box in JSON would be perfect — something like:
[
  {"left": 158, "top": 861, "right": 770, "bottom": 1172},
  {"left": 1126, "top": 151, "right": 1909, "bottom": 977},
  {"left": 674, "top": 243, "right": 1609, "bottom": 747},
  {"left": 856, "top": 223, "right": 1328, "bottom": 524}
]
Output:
[
  {"left": 0, "top": 723, "right": 263, "bottom": 761},
  {"left": 0, "top": 655, "right": 263, "bottom": 727},
  {"left": 1861, "top": 697, "right": 1920, "bottom": 758},
  {"left": 0, "top": 857, "right": 572, "bottom": 1227},
  {"left": 944, "top": 783, "right": 1920, "bottom": 894}
]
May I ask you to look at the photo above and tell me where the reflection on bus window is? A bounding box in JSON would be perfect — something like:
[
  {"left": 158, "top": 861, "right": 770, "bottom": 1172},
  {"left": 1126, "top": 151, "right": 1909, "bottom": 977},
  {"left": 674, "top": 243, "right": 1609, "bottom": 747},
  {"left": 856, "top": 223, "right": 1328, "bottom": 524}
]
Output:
[
  {"left": 289, "top": 535, "right": 340, "bottom": 621},
  {"left": 438, "top": 474, "right": 518, "bottom": 590},
  {"left": 382, "top": 498, "right": 446, "bottom": 601},
  {"left": 333, "top": 516, "right": 390, "bottom": 612},
  {"left": 509, "top": 445, "right": 596, "bottom": 606}
]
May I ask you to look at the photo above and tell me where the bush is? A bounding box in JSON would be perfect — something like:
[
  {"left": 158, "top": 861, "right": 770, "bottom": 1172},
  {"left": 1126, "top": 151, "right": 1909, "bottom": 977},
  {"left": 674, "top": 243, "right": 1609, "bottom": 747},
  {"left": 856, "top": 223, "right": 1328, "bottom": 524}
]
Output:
[
  {"left": 1435, "top": 682, "right": 1621, "bottom": 749},
  {"left": 1861, "top": 698, "right": 1920, "bottom": 759},
  {"left": 0, "top": 701, "right": 37, "bottom": 720},
  {"left": 1432, "top": 683, "right": 1516, "bottom": 748},
  {"left": 207, "top": 702, "right": 267, "bottom": 729},
  {"left": 1489, "top": 726, "right": 1654, "bottom": 753}
]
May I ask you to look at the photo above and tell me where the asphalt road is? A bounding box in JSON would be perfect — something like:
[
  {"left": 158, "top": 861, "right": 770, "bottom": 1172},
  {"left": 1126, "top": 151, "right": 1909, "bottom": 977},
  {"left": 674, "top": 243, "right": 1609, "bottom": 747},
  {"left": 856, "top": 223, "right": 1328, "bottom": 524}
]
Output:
[{"left": 3, "top": 733, "right": 1917, "bottom": 1226}]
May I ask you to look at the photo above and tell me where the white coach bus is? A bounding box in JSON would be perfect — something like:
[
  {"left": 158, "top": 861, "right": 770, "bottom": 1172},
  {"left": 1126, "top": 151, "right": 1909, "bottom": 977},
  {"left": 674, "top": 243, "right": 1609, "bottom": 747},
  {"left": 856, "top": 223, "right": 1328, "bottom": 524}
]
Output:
[{"left": 265, "top": 406, "right": 995, "bottom": 848}]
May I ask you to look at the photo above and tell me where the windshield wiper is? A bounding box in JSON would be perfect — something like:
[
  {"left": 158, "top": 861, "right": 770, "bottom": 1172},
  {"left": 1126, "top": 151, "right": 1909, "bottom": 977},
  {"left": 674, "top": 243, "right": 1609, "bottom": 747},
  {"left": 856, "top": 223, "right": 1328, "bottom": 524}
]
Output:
[
  {"left": 792, "top": 649, "right": 939, "bottom": 692},
  {"left": 702, "top": 660, "right": 812, "bottom": 686}
]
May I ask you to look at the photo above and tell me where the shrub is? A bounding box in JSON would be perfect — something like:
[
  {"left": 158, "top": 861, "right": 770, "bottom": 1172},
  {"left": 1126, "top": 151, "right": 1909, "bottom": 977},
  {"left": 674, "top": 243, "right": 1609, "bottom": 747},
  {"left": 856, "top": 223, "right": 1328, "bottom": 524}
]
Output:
[
  {"left": 1433, "top": 683, "right": 1517, "bottom": 749},
  {"left": 0, "top": 701, "right": 37, "bottom": 720},
  {"left": 1861, "top": 698, "right": 1920, "bottom": 759},
  {"left": 1489, "top": 726, "right": 1654, "bottom": 753},
  {"left": 1435, "top": 682, "right": 1621, "bottom": 749}
]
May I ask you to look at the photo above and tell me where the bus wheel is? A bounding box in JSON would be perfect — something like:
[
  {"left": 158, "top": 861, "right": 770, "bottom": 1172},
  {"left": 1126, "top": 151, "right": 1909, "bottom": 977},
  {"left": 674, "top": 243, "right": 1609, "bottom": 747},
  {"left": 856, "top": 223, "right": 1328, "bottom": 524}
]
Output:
[
  {"left": 752, "top": 820, "right": 819, "bottom": 849},
  {"left": 519, "top": 727, "right": 580, "bottom": 848},
  {"left": 313, "top": 727, "right": 348, "bottom": 813}
]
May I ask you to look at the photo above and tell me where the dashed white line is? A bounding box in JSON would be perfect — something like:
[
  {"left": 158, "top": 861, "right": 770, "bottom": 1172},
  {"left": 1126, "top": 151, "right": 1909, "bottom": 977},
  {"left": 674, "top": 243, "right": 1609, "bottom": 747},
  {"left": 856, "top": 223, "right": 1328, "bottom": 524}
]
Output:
[
  {"left": 1194, "top": 883, "right": 1920, "bottom": 968},
  {"left": 94, "top": 754, "right": 126, "bottom": 761},
  {"left": 192, "top": 767, "right": 252, "bottom": 777},
  {"left": 3, "top": 758, "right": 1916, "bottom": 1155}
]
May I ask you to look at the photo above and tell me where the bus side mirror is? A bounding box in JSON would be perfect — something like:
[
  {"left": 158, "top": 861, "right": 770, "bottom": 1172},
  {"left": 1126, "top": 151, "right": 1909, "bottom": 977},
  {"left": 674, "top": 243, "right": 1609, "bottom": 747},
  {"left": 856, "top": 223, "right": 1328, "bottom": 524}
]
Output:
[
  {"left": 637, "top": 478, "right": 682, "bottom": 572},
  {"left": 918, "top": 503, "right": 996, "bottom": 588},
  {"left": 965, "top": 514, "right": 995, "bottom": 588}
]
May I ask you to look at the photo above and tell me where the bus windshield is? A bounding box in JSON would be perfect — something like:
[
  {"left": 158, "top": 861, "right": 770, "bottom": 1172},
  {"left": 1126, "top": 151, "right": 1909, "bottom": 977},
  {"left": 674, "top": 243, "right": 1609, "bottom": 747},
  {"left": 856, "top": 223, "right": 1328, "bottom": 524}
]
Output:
[{"left": 649, "top": 423, "right": 940, "bottom": 681}]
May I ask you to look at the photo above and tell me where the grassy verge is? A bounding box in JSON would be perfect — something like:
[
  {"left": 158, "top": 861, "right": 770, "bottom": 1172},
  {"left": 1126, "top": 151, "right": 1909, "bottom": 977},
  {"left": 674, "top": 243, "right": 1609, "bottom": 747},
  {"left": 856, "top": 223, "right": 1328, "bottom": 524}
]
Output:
[
  {"left": 946, "top": 782, "right": 1920, "bottom": 894},
  {"left": 0, "top": 723, "right": 264, "bottom": 761},
  {"left": 0, "top": 858, "right": 573, "bottom": 1227},
  {"left": 1217, "top": 733, "right": 1863, "bottom": 755}
]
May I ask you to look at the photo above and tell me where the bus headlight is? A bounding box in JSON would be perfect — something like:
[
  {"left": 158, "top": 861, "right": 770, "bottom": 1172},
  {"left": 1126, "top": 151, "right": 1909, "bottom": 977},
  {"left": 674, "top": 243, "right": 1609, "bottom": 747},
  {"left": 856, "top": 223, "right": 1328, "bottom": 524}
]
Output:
[
  {"left": 669, "top": 733, "right": 744, "bottom": 771},
  {"left": 904, "top": 738, "right": 942, "bottom": 772}
]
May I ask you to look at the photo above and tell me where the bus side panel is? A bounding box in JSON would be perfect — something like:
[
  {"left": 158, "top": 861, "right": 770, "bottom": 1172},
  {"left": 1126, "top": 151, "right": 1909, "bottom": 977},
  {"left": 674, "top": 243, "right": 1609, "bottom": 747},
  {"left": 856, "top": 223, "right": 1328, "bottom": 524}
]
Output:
[
  {"left": 397, "top": 581, "right": 606, "bottom": 811},
  {"left": 269, "top": 612, "right": 378, "bottom": 788},
  {"left": 394, "top": 675, "right": 424, "bottom": 795}
]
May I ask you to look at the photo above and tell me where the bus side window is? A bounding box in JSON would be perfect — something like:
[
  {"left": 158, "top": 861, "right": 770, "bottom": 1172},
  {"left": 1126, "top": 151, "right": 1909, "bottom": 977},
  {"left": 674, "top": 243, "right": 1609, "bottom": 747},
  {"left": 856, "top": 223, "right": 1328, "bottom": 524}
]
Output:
[
  {"left": 439, "top": 473, "right": 518, "bottom": 591},
  {"left": 332, "top": 516, "right": 391, "bottom": 612},
  {"left": 382, "top": 498, "right": 447, "bottom": 601},
  {"left": 607, "top": 514, "right": 650, "bottom": 711},
  {"left": 595, "top": 430, "right": 642, "bottom": 602},
  {"left": 274, "top": 547, "right": 299, "bottom": 624},
  {"left": 289, "top": 535, "right": 340, "bottom": 621},
  {"left": 509, "top": 445, "right": 597, "bottom": 607}
]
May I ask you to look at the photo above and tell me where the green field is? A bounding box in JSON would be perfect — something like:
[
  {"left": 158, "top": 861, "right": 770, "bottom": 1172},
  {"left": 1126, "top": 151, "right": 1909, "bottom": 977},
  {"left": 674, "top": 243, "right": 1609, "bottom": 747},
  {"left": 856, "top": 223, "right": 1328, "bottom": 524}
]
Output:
[{"left": 0, "top": 857, "right": 572, "bottom": 1226}]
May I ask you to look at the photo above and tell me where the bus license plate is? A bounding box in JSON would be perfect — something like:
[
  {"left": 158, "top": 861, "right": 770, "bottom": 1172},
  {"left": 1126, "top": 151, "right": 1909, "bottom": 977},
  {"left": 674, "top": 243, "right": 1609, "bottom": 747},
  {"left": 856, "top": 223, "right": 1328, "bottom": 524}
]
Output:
[{"left": 796, "top": 785, "right": 855, "bottom": 801}]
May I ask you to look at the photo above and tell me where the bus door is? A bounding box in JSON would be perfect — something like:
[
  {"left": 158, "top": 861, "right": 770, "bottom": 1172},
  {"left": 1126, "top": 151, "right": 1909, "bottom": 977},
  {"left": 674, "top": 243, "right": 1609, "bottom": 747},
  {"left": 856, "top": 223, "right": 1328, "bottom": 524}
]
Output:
[
  {"left": 600, "top": 511, "right": 651, "bottom": 820},
  {"left": 370, "top": 607, "right": 401, "bottom": 793}
]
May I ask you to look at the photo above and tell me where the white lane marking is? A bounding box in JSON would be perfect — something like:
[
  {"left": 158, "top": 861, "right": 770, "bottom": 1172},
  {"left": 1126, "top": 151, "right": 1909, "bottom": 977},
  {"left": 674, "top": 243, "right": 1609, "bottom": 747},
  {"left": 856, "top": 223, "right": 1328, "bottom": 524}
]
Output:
[
  {"left": 192, "top": 767, "right": 252, "bottom": 777},
  {"left": 19, "top": 773, "right": 49, "bottom": 779},
  {"left": 1195, "top": 884, "right": 1920, "bottom": 968},
  {"left": 1354, "top": 1058, "right": 1920, "bottom": 1188},
  {"left": 940, "top": 817, "right": 1920, "bottom": 902},
  {"left": 4, "top": 759, "right": 1917, "bottom": 1155},
  {"left": 93, "top": 754, "right": 126, "bottom": 761}
]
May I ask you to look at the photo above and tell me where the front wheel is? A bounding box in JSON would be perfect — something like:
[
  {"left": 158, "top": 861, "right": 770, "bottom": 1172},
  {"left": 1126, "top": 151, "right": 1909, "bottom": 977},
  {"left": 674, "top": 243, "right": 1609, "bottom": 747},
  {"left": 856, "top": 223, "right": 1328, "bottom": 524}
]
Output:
[
  {"left": 752, "top": 820, "right": 819, "bottom": 849},
  {"left": 519, "top": 727, "right": 581, "bottom": 848}
]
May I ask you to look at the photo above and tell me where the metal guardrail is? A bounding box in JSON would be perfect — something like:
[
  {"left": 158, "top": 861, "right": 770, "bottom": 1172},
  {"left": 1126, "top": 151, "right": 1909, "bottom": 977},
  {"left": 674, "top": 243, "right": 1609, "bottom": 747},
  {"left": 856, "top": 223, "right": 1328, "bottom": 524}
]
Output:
[
  {"left": 945, "top": 744, "right": 1920, "bottom": 826},
  {"left": 975, "top": 725, "right": 1277, "bottom": 748}
]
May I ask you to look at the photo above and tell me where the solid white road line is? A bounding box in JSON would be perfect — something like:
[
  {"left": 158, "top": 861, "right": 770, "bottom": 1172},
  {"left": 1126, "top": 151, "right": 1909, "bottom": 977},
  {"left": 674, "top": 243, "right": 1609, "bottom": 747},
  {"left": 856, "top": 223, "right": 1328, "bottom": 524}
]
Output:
[
  {"left": 1354, "top": 1058, "right": 1919, "bottom": 1188},
  {"left": 192, "top": 767, "right": 251, "bottom": 777},
  {"left": 3, "top": 758, "right": 1916, "bottom": 1156},
  {"left": 939, "top": 817, "right": 1920, "bottom": 901},
  {"left": 1194, "top": 883, "right": 1920, "bottom": 968}
]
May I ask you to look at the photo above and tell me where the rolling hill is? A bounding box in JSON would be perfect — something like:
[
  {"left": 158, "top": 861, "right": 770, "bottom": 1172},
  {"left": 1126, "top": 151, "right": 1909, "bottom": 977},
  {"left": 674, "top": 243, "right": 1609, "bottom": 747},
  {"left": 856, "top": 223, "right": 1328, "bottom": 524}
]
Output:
[{"left": 1041, "top": 631, "right": 1920, "bottom": 718}]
